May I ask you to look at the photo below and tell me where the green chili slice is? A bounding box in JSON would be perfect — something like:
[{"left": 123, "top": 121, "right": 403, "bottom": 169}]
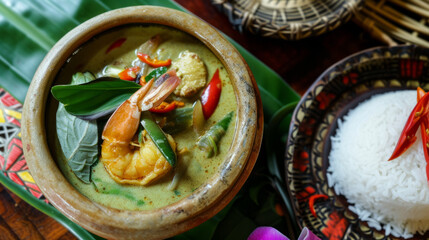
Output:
[
  {"left": 197, "top": 111, "right": 233, "bottom": 157},
  {"left": 141, "top": 112, "right": 176, "bottom": 167},
  {"left": 145, "top": 66, "right": 168, "bottom": 82}
]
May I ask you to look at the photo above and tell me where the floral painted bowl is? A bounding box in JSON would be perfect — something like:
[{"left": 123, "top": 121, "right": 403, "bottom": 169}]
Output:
[
  {"left": 285, "top": 45, "right": 429, "bottom": 239},
  {"left": 21, "top": 6, "right": 263, "bottom": 240}
]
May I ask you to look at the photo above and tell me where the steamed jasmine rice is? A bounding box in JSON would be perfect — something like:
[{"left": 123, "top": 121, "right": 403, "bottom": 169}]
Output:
[{"left": 327, "top": 90, "right": 429, "bottom": 238}]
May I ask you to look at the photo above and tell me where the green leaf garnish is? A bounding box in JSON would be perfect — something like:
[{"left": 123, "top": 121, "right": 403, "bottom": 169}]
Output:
[
  {"left": 52, "top": 77, "right": 141, "bottom": 119},
  {"left": 56, "top": 72, "right": 98, "bottom": 184},
  {"left": 145, "top": 66, "right": 168, "bottom": 82}
]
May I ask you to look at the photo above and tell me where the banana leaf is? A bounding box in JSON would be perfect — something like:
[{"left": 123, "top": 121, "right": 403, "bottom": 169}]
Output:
[{"left": 0, "top": 0, "right": 300, "bottom": 239}]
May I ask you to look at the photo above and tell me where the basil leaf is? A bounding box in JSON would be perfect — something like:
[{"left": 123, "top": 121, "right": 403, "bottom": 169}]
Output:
[
  {"left": 145, "top": 66, "right": 168, "bottom": 82},
  {"left": 56, "top": 72, "right": 98, "bottom": 184},
  {"left": 51, "top": 77, "right": 141, "bottom": 119}
]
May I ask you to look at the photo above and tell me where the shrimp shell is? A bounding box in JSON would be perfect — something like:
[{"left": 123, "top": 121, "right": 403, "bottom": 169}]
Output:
[
  {"left": 100, "top": 70, "right": 181, "bottom": 186},
  {"left": 101, "top": 130, "right": 176, "bottom": 185}
]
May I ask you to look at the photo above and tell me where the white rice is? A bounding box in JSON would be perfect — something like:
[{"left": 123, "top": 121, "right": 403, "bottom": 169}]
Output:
[{"left": 327, "top": 90, "right": 429, "bottom": 238}]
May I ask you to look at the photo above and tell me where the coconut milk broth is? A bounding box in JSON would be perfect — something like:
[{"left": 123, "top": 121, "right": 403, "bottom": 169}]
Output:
[{"left": 51, "top": 25, "right": 236, "bottom": 210}]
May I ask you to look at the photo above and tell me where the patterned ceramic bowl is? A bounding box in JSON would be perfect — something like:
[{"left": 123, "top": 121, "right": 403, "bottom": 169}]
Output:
[
  {"left": 21, "top": 6, "right": 263, "bottom": 240},
  {"left": 285, "top": 45, "right": 429, "bottom": 239}
]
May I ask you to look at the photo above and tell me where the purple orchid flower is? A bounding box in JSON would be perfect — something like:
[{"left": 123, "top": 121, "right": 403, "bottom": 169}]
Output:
[
  {"left": 248, "top": 226, "right": 320, "bottom": 240},
  {"left": 297, "top": 227, "right": 320, "bottom": 240}
]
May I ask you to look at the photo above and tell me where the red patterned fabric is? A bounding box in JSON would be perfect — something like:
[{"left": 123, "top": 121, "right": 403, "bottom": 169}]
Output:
[{"left": 0, "top": 89, "right": 46, "bottom": 202}]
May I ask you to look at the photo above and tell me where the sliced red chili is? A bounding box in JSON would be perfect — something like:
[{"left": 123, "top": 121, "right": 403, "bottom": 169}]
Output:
[
  {"left": 417, "top": 87, "right": 429, "bottom": 115},
  {"left": 417, "top": 87, "right": 429, "bottom": 183},
  {"left": 421, "top": 116, "right": 429, "bottom": 183},
  {"left": 118, "top": 66, "right": 140, "bottom": 81},
  {"left": 149, "top": 101, "right": 184, "bottom": 114},
  {"left": 137, "top": 53, "right": 171, "bottom": 68},
  {"left": 418, "top": 87, "right": 426, "bottom": 100},
  {"left": 201, "top": 69, "right": 222, "bottom": 119},
  {"left": 389, "top": 91, "right": 429, "bottom": 160},
  {"left": 172, "top": 100, "right": 185, "bottom": 108},
  {"left": 106, "top": 38, "right": 126, "bottom": 54},
  {"left": 308, "top": 194, "right": 328, "bottom": 218}
]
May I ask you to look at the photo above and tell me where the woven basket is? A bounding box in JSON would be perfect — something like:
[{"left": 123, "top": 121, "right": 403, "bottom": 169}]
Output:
[
  {"left": 354, "top": 0, "right": 429, "bottom": 48},
  {"left": 212, "top": 0, "right": 362, "bottom": 40}
]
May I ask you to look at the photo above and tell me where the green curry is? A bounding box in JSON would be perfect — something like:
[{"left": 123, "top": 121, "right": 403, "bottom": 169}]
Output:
[{"left": 50, "top": 25, "right": 236, "bottom": 210}]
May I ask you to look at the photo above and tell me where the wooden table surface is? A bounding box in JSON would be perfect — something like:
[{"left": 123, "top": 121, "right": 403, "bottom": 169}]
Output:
[{"left": 0, "top": 1, "right": 382, "bottom": 239}]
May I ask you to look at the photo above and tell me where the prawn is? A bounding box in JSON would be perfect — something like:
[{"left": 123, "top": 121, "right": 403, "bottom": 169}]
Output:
[{"left": 101, "top": 70, "right": 181, "bottom": 185}]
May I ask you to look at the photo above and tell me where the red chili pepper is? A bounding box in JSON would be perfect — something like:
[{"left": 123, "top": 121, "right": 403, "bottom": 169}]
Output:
[
  {"left": 149, "top": 101, "right": 184, "bottom": 113},
  {"left": 106, "top": 38, "right": 126, "bottom": 54},
  {"left": 417, "top": 87, "right": 429, "bottom": 183},
  {"left": 137, "top": 53, "right": 171, "bottom": 68},
  {"left": 389, "top": 91, "right": 429, "bottom": 160},
  {"left": 201, "top": 69, "right": 222, "bottom": 119},
  {"left": 308, "top": 194, "right": 328, "bottom": 218},
  {"left": 417, "top": 87, "right": 429, "bottom": 115},
  {"left": 417, "top": 87, "right": 426, "bottom": 100},
  {"left": 118, "top": 66, "right": 140, "bottom": 81},
  {"left": 421, "top": 115, "right": 429, "bottom": 183}
]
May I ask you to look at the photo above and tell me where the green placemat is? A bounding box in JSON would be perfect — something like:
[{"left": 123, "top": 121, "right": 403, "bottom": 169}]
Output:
[{"left": 0, "top": 0, "right": 300, "bottom": 239}]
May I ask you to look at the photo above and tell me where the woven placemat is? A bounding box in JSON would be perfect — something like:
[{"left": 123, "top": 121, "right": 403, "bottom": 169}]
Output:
[
  {"left": 212, "top": 0, "right": 362, "bottom": 40},
  {"left": 354, "top": 0, "right": 429, "bottom": 48}
]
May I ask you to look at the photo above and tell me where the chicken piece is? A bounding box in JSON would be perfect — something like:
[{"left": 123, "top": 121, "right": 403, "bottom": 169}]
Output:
[{"left": 172, "top": 51, "right": 207, "bottom": 97}]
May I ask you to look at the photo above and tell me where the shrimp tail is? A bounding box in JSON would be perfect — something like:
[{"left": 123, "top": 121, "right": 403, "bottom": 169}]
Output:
[
  {"left": 140, "top": 69, "right": 181, "bottom": 111},
  {"left": 102, "top": 69, "right": 181, "bottom": 143},
  {"left": 102, "top": 79, "right": 153, "bottom": 144}
]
